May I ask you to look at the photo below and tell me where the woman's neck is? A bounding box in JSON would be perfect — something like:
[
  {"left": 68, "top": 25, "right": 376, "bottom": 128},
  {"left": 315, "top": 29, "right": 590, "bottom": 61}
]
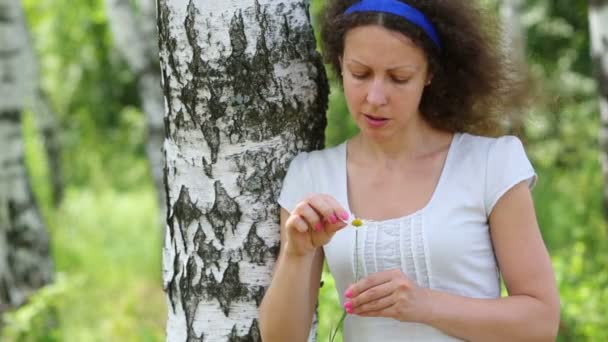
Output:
[{"left": 348, "top": 124, "right": 453, "bottom": 169}]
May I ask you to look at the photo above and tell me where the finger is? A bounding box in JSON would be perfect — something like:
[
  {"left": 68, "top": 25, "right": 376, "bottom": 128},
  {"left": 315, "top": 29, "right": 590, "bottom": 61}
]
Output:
[
  {"left": 293, "top": 201, "right": 323, "bottom": 231},
  {"left": 323, "top": 195, "right": 350, "bottom": 222},
  {"left": 356, "top": 303, "right": 397, "bottom": 318},
  {"left": 350, "top": 292, "right": 394, "bottom": 315},
  {"left": 346, "top": 269, "right": 401, "bottom": 298},
  {"left": 285, "top": 213, "right": 310, "bottom": 233},
  {"left": 348, "top": 280, "right": 394, "bottom": 309},
  {"left": 314, "top": 196, "right": 348, "bottom": 233},
  {"left": 307, "top": 195, "right": 337, "bottom": 224}
]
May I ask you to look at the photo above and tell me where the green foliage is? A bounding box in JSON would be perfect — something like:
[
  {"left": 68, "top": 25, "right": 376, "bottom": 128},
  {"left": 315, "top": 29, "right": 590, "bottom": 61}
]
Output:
[
  {"left": 1, "top": 185, "right": 166, "bottom": 341},
  {"left": 319, "top": 265, "right": 344, "bottom": 342},
  {"left": 23, "top": 0, "right": 143, "bottom": 189}
]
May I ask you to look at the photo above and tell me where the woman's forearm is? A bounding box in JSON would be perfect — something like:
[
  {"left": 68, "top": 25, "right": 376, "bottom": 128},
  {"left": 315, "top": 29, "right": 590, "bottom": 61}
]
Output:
[
  {"left": 421, "top": 289, "right": 560, "bottom": 341},
  {"left": 259, "top": 248, "right": 322, "bottom": 342}
]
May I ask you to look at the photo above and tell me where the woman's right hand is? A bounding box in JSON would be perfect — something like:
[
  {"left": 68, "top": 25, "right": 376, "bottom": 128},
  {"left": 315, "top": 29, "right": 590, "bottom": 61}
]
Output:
[{"left": 284, "top": 194, "right": 349, "bottom": 257}]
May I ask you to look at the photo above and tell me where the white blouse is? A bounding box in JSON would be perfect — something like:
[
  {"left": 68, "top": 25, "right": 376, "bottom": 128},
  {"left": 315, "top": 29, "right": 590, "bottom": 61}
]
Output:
[{"left": 278, "top": 133, "right": 536, "bottom": 341}]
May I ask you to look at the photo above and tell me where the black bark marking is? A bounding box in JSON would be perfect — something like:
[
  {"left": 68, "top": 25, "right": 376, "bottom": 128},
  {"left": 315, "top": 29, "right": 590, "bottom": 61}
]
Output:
[
  {"left": 205, "top": 181, "right": 241, "bottom": 244},
  {"left": 196, "top": 260, "right": 248, "bottom": 316},
  {"left": 157, "top": 0, "right": 181, "bottom": 84},
  {"left": 235, "top": 149, "right": 287, "bottom": 216},
  {"left": 181, "top": 1, "right": 226, "bottom": 162},
  {"left": 166, "top": 251, "right": 181, "bottom": 313},
  {"left": 243, "top": 224, "right": 270, "bottom": 265},
  {"left": 228, "top": 319, "right": 262, "bottom": 342},
  {"left": 0, "top": 110, "right": 19, "bottom": 123},
  {"left": 202, "top": 157, "right": 213, "bottom": 178},
  {"left": 172, "top": 186, "right": 204, "bottom": 253},
  {"left": 195, "top": 224, "right": 222, "bottom": 271},
  {"left": 3, "top": 193, "right": 52, "bottom": 306},
  {"left": 163, "top": 156, "right": 174, "bottom": 241},
  {"left": 0, "top": 5, "right": 10, "bottom": 22},
  {"left": 181, "top": 256, "right": 204, "bottom": 341}
]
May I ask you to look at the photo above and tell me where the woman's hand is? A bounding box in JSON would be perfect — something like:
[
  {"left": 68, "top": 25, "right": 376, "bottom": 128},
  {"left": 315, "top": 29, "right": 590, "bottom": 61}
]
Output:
[
  {"left": 343, "top": 269, "right": 433, "bottom": 323},
  {"left": 284, "top": 194, "right": 349, "bottom": 257}
]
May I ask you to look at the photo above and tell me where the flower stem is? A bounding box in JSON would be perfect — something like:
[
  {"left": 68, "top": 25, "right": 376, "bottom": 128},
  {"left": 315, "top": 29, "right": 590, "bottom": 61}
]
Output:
[
  {"left": 328, "top": 219, "right": 361, "bottom": 342},
  {"left": 329, "top": 310, "right": 347, "bottom": 342}
]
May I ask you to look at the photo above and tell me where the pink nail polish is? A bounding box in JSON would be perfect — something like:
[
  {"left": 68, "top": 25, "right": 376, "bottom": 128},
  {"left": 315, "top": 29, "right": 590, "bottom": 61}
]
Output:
[
  {"left": 315, "top": 222, "right": 322, "bottom": 231},
  {"left": 329, "top": 214, "right": 338, "bottom": 224},
  {"left": 344, "top": 301, "right": 352, "bottom": 310},
  {"left": 345, "top": 289, "right": 353, "bottom": 298},
  {"left": 340, "top": 211, "right": 349, "bottom": 220},
  {"left": 346, "top": 307, "right": 354, "bottom": 314}
]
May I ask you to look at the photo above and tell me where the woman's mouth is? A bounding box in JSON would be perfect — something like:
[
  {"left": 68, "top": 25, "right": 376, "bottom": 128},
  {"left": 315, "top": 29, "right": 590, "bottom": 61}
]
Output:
[{"left": 364, "top": 114, "right": 389, "bottom": 127}]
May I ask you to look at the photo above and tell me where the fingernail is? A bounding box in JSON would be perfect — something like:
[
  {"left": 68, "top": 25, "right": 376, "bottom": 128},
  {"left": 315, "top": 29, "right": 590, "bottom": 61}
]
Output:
[
  {"left": 345, "top": 289, "right": 353, "bottom": 298},
  {"left": 346, "top": 307, "right": 354, "bottom": 314},
  {"left": 329, "top": 214, "right": 338, "bottom": 224},
  {"left": 344, "top": 301, "right": 352, "bottom": 310},
  {"left": 340, "top": 211, "right": 349, "bottom": 220},
  {"left": 315, "top": 222, "right": 322, "bottom": 231}
]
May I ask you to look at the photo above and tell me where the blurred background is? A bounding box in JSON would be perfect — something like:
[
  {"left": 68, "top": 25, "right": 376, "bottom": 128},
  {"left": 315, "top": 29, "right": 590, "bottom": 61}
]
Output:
[{"left": 1, "top": 0, "right": 606, "bottom": 341}]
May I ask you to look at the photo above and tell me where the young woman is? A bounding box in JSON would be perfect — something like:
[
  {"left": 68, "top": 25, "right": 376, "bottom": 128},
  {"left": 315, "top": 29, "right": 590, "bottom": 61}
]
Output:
[{"left": 259, "top": 0, "right": 560, "bottom": 341}]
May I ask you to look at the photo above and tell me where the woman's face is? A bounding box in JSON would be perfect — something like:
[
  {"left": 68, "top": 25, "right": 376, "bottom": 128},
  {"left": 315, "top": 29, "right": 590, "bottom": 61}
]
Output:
[{"left": 341, "top": 25, "right": 431, "bottom": 141}]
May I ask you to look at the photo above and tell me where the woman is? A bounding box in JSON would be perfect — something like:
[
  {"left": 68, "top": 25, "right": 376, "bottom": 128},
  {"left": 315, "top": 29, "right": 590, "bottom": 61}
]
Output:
[{"left": 259, "top": 0, "right": 560, "bottom": 341}]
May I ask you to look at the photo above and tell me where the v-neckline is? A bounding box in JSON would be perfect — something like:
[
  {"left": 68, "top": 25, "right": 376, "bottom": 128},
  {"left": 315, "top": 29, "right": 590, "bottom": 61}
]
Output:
[{"left": 341, "top": 133, "right": 459, "bottom": 223}]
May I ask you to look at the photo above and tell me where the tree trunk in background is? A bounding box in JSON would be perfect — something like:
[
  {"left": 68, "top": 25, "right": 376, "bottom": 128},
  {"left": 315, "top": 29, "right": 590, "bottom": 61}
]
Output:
[
  {"left": 105, "top": 0, "right": 166, "bottom": 221},
  {"left": 31, "top": 85, "right": 63, "bottom": 206},
  {"left": 157, "top": 0, "right": 327, "bottom": 340},
  {"left": 500, "top": 0, "right": 527, "bottom": 139},
  {"left": 16, "top": 1, "right": 64, "bottom": 207},
  {"left": 0, "top": 0, "right": 53, "bottom": 315},
  {"left": 589, "top": 0, "right": 608, "bottom": 217}
]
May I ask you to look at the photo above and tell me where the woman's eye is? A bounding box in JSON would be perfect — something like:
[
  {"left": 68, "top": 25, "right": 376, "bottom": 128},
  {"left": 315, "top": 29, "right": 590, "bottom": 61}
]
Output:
[
  {"left": 351, "top": 72, "right": 369, "bottom": 79},
  {"left": 392, "top": 77, "right": 410, "bottom": 84}
]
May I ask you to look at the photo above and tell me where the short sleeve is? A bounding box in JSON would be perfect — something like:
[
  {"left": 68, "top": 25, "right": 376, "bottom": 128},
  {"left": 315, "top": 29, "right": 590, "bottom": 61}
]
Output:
[
  {"left": 484, "top": 136, "right": 537, "bottom": 216},
  {"left": 278, "top": 152, "right": 313, "bottom": 213}
]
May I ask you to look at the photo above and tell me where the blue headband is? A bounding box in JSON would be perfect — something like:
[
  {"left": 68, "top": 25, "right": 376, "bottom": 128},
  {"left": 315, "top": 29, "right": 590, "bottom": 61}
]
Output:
[{"left": 344, "top": 0, "right": 442, "bottom": 51}]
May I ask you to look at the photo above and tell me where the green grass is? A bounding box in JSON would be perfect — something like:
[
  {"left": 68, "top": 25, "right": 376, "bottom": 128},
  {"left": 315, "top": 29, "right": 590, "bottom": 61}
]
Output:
[{"left": 1, "top": 187, "right": 167, "bottom": 342}]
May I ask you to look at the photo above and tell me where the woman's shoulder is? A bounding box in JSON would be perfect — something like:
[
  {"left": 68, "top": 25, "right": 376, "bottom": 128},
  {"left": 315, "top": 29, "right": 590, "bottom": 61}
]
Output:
[
  {"left": 290, "top": 142, "right": 346, "bottom": 168},
  {"left": 456, "top": 132, "right": 526, "bottom": 155}
]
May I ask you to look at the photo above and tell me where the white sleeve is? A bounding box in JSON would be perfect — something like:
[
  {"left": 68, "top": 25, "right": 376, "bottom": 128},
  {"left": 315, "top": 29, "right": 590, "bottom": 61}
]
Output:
[
  {"left": 278, "top": 152, "right": 313, "bottom": 213},
  {"left": 484, "top": 136, "right": 537, "bottom": 216}
]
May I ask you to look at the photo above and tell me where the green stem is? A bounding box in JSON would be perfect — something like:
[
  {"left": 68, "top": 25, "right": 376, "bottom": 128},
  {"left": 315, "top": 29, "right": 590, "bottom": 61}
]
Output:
[
  {"left": 329, "top": 310, "right": 347, "bottom": 342},
  {"left": 328, "top": 227, "right": 359, "bottom": 342}
]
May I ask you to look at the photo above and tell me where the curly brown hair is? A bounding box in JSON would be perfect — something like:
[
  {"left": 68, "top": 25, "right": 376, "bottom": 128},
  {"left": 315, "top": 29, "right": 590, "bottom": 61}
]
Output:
[{"left": 320, "top": 0, "right": 527, "bottom": 136}]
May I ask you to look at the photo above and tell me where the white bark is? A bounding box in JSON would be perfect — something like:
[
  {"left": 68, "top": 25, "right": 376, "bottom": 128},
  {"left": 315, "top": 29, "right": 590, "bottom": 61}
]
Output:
[
  {"left": 105, "top": 0, "right": 166, "bottom": 217},
  {"left": 0, "top": 0, "right": 53, "bottom": 313},
  {"left": 158, "top": 0, "right": 327, "bottom": 340},
  {"left": 589, "top": 0, "right": 608, "bottom": 215}
]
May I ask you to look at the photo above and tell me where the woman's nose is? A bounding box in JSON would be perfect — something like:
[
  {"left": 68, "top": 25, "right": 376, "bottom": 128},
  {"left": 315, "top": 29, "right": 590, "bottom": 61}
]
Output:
[{"left": 366, "top": 79, "right": 388, "bottom": 106}]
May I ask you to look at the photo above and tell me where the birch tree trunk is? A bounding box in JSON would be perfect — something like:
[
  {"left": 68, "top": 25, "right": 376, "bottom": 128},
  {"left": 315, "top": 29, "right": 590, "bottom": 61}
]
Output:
[
  {"left": 19, "top": 1, "right": 63, "bottom": 207},
  {"left": 30, "top": 70, "right": 64, "bottom": 207},
  {"left": 0, "top": 0, "right": 53, "bottom": 314},
  {"left": 158, "top": 0, "right": 328, "bottom": 340},
  {"left": 105, "top": 0, "right": 166, "bottom": 220},
  {"left": 589, "top": 0, "right": 608, "bottom": 216}
]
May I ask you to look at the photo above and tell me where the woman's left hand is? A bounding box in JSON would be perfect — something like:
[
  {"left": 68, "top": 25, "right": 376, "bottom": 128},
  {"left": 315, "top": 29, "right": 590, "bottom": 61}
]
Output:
[{"left": 344, "top": 269, "right": 433, "bottom": 323}]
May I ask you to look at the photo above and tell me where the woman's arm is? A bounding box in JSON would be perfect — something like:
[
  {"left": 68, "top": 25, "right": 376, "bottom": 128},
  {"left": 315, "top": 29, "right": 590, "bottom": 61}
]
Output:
[
  {"left": 422, "top": 181, "right": 560, "bottom": 341},
  {"left": 346, "top": 182, "right": 560, "bottom": 341},
  {"left": 258, "top": 208, "right": 325, "bottom": 342}
]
